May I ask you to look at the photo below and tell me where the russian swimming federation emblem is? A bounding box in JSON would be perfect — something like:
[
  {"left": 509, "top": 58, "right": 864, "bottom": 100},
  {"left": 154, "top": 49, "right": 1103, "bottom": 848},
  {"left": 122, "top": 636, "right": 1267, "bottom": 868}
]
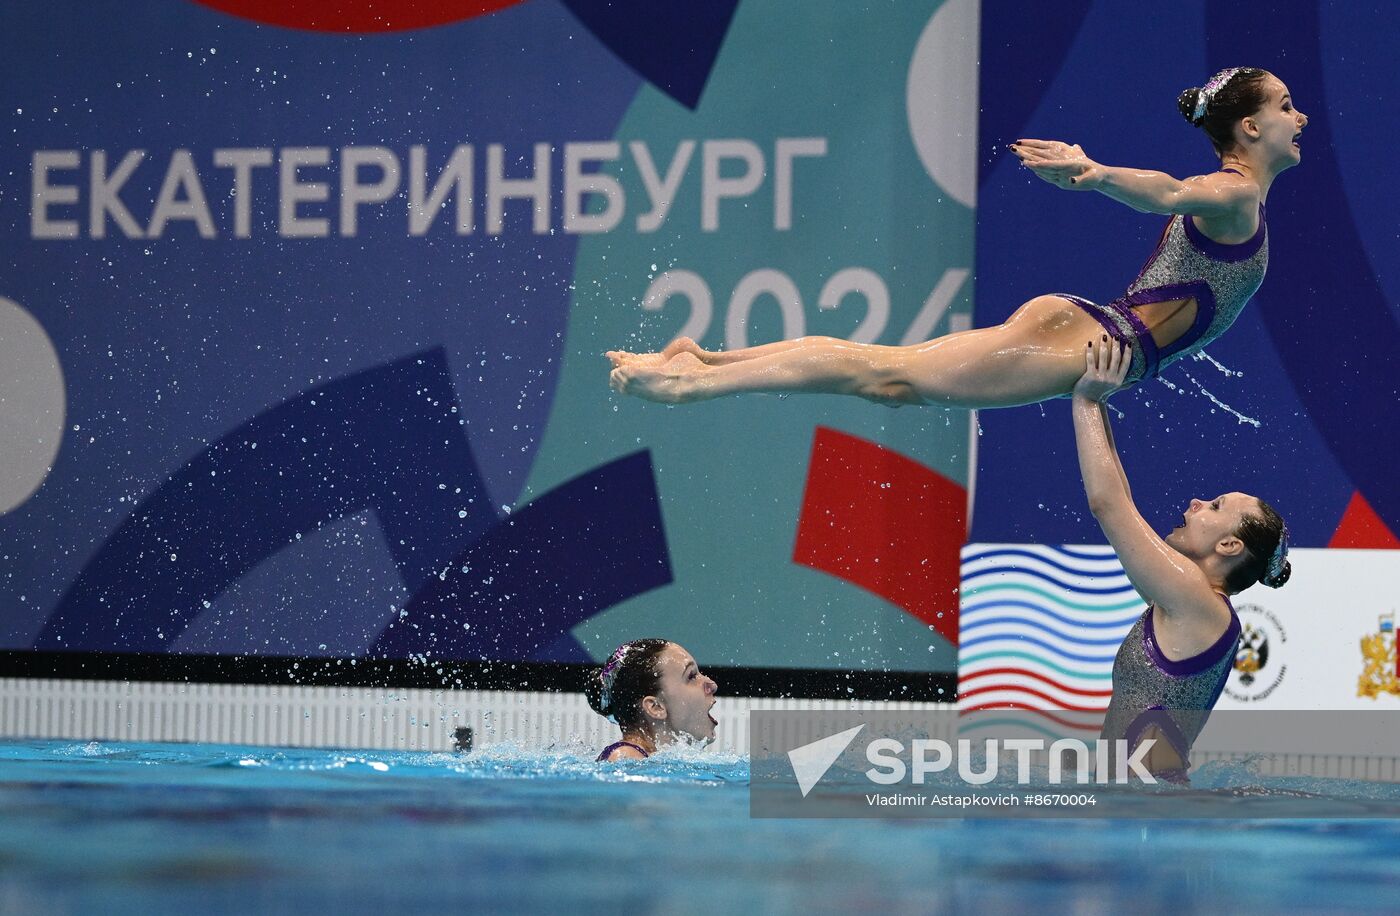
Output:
[{"left": 1224, "top": 603, "right": 1287, "bottom": 702}]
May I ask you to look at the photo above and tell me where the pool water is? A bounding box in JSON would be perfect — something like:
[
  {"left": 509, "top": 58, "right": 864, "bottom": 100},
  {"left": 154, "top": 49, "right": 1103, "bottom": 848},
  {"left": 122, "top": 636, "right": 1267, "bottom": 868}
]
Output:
[{"left": 3, "top": 739, "right": 1399, "bottom": 914}]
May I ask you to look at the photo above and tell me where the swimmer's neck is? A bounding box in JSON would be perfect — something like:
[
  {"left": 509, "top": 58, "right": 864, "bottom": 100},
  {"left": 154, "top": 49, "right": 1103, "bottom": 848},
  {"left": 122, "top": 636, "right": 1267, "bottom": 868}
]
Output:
[
  {"left": 1218, "top": 153, "right": 1282, "bottom": 204},
  {"left": 622, "top": 724, "right": 697, "bottom": 754},
  {"left": 1164, "top": 544, "right": 1232, "bottom": 598},
  {"left": 621, "top": 730, "right": 658, "bottom": 754}
]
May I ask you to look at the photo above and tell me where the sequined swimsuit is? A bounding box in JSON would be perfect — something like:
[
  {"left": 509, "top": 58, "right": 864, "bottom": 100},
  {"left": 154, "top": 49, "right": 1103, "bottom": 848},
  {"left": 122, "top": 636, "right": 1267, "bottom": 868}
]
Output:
[
  {"left": 1057, "top": 170, "right": 1268, "bottom": 384},
  {"left": 1099, "top": 597, "right": 1241, "bottom": 768}
]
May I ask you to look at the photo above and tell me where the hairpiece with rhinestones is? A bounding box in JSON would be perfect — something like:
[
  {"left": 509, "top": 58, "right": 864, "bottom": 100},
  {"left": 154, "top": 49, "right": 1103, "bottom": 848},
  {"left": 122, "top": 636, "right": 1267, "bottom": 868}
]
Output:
[
  {"left": 1193, "top": 67, "right": 1243, "bottom": 124},
  {"left": 1267, "top": 523, "right": 1290, "bottom": 581},
  {"left": 597, "top": 644, "right": 634, "bottom": 722}
]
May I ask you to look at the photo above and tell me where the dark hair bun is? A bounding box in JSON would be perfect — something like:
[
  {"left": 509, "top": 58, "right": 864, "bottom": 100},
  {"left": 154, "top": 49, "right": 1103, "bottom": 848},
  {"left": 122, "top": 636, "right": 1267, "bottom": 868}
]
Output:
[
  {"left": 583, "top": 668, "right": 611, "bottom": 718},
  {"left": 584, "top": 638, "right": 669, "bottom": 728},
  {"left": 1262, "top": 559, "right": 1292, "bottom": 589},
  {"left": 1178, "top": 87, "right": 1204, "bottom": 125}
]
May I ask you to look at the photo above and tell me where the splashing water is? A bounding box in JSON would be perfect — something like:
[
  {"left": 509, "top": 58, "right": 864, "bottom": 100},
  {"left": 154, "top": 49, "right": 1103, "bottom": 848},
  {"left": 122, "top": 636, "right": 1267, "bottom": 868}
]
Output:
[
  {"left": 1155, "top": 367, "right": 1261, "bottom": 428},
  {"left": 1192, "top": 350, "right": 1244, "bottom": 379},
  {"left": 1175, "top": 368, "right": 1262, "bottom": 427}
]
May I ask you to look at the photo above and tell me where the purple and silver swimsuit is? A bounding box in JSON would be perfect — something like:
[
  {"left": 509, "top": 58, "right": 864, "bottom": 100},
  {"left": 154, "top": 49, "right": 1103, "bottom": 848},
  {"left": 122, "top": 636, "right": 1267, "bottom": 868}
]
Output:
[
  {"left": 1099, "top": 596, "right": 1241, "bottom": 771},
  {"left": 1058, "top": 170, "right": 1268, "bottom": 384}
]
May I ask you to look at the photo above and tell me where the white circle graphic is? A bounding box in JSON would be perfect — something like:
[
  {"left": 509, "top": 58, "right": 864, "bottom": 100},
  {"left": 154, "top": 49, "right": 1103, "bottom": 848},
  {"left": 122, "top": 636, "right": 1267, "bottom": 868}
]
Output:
[
  {"left": 906, "top": 0, "right": 980, "bottom": 209},
  {"left": 0, "top": 296, "right": 66, "bottom": 514}
]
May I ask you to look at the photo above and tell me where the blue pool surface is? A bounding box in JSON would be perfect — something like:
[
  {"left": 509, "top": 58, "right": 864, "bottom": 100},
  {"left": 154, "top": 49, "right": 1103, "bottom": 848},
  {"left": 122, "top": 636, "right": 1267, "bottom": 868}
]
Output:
[{"left": 3, "top": 739, "right": 1400, "bottom": 914}]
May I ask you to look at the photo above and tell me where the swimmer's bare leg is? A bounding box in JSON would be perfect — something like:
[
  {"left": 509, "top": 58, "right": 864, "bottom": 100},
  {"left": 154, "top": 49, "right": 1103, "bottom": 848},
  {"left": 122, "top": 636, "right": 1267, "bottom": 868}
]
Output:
[
  {"left": 607, "top": 296, "right": 1097, "bottom": 409},
  {"left": 668, "top": 336, "right": 822, "bottom": 366},
  {"left": 608, "top": 336, "right": 836, "bottom": 370},
  {"left": 610, "top": 337, "right": 927, "bottom": 406}
]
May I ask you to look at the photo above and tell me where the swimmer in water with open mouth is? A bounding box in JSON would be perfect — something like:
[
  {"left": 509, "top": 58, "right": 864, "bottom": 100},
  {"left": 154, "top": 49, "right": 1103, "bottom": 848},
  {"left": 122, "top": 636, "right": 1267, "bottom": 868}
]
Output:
[{"left": 587, "top": 639, "right": 719, "bottom": 762}]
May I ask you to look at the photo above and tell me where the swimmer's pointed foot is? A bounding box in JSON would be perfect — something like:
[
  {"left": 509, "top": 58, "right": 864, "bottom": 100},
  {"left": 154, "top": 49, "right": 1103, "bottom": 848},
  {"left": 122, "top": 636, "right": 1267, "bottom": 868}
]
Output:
[
  {"left": 606, "top": 350, "right": 668, "bottom": 369},
  {"left": 609, "top": 352, "right": 709, "bottom": 404},
  {"left": 661, "top": 336, "right": 707, "bottom": 363}
]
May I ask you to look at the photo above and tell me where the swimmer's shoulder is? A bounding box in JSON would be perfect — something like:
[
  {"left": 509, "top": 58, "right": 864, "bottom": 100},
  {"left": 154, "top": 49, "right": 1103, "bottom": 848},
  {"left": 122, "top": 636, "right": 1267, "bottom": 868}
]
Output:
[
  {"left": 1182, "top": 170, "right": 1262, "bottom": 244},
  {"left": 599, "top": 742, "right": 648, "bottom": 762},
  {"left": 606, "top": 745, "right": 647, "bottom": 760}
]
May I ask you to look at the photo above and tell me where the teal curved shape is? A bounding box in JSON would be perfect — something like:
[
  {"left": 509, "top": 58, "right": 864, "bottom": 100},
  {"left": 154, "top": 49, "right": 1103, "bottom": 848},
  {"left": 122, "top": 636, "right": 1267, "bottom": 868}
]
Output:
[{"left": 524, "top": 0, "right": 968, "bottom": 671}]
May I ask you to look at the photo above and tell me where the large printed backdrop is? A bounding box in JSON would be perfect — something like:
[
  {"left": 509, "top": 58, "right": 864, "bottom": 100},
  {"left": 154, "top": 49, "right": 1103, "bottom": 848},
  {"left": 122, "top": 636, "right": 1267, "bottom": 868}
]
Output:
[
  {"left": 1, "top": 0, "right": 974, "bottom": 687},
  {"left": 4, "top": 1, "right": 1395, "bottom": 703}
]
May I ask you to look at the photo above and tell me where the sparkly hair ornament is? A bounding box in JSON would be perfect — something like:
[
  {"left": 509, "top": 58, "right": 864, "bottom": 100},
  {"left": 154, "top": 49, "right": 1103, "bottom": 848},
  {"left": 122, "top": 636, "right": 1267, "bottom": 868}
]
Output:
[
  {"left": 1267, "top": 523, "right": 1290, "bottom": 582},
  {"left": 1192, "top": 67, "right": 1243, "bottom": 124},
  {"left": 597, "top": 644, "right": 634, "bottom": 724}
]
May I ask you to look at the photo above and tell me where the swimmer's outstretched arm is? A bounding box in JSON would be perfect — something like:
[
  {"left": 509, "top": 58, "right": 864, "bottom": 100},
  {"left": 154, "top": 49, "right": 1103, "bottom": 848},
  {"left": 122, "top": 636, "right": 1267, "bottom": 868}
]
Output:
[
  {"left": 1072, "top": 339, "right": 1215, "bottom": 613},
  {"left": 1012, "top": 140, "right": 1258, "bottom": 218}
]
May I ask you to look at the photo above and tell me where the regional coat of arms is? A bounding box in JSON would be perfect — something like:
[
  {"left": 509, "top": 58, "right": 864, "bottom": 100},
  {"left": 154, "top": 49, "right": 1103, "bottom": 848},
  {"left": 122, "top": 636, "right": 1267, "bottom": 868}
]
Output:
[{"left": 1358, "top": 613, "right": 1399, "bottom": 699}]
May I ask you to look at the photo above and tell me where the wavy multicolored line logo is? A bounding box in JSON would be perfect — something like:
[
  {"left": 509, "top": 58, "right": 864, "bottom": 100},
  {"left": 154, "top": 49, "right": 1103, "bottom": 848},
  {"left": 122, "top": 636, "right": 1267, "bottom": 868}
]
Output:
[{"left": 958, "top": 544, "right": 1141, "bottom": 736}]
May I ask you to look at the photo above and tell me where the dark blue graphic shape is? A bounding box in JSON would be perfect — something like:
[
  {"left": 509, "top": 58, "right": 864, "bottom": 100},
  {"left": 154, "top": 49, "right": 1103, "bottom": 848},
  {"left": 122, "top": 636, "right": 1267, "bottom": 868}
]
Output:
[
  {"left": 976, "top": 0, "right": 1093, "bottom": 160},
  {"left": 37, "top": 349, "right": 497, "bottom": 652},
  {"left": 1207, "top": 1, "right": 1400, "bottom": 531},
  {"left": 561, "top": 0, "right": 739, "bottom": 109},
  {"left": 374, "top": 450, "right": 671, "bottom": 662}
]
